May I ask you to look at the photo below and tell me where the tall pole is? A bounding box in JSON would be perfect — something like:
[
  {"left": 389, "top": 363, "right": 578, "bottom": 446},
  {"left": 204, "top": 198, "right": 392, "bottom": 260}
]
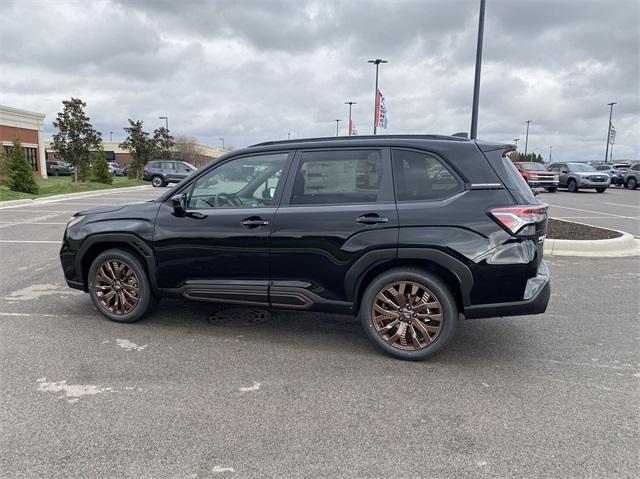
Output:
[
  {"left": 159, "top": 116, "right": 168, "bottom": 130},
  {"left": 219, "top": 137, "right": 224, "bottom": 150},
  {"left": 368, "top": 59, "right": 388, "bottom": 135},
  {"left": 524, "top": 120, "right": 532, "bottom": 156},
  {"left": 345, "top": 101, "right": 357, "bottom": 136},
  {"left": 609, "top": 140, "right": 614, "bottom": 163},
  {"left": 549, "top": 145, "right": 552, "bottom": 163},
  {"left": 334, "top": 119, "right": 342, "bottom": 136},
  {"left": 470, "top": 0, "right": 486, "bottom": 140},
  {"left": 109, "top": 131, "right": 113, "bottom": 142},
  {"left": 604, "top": 102, "right": 616, "bottom": 164},
  {"left": 513, "top": 138, "right": 519, "bottom": 146}
]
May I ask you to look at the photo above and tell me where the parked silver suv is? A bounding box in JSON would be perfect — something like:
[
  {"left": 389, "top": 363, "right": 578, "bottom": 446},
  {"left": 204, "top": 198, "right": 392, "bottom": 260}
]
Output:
[
  {"left": 143, "top": 160, "right": 197, "bottom": 187},
  {"left": 623, "top": 163, "right": 640, "bottom": 190},
  {"left": 548, "top": 162, "right": 610, "bottom": 193}
]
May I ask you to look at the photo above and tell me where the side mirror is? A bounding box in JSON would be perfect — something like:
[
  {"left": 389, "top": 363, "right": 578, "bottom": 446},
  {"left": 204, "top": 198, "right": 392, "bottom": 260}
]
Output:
[{"left": 171, "top": 193, "right": 188, "bottom": 216}]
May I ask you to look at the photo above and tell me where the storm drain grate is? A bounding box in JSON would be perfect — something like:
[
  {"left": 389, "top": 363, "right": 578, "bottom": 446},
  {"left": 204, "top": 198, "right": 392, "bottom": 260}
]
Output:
[{"left": 207, "top": 308, "right": 271, "bottom": 327}]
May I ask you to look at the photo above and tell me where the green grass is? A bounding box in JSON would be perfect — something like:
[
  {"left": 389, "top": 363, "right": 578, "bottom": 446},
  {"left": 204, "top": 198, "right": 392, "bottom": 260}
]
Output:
[{"left": 0, "top": 176, "right": 146, "bottom": 202}]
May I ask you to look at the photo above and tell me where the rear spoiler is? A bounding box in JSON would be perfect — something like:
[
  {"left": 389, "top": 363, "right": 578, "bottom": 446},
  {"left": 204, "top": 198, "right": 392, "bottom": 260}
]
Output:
[{"left": 475, "top": 140, "right": 517, "bottom": 154}]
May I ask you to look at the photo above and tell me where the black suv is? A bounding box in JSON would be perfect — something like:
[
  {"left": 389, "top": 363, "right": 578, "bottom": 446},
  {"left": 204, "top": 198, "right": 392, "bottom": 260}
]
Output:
[
  {"left": 143, "top": 160, "right": 197, "bottom": 187},
  {"left": 60, "top": 136, "right": 550, "bottom": 360}
]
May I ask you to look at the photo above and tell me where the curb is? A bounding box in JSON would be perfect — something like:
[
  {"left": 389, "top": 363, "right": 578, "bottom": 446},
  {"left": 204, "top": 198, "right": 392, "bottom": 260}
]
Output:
[
  {"left": 544, "top": 232, "right": 640, "bottom": 257},
  {"left": 0, "top": 185, "right": 152, "bottom": 209}
]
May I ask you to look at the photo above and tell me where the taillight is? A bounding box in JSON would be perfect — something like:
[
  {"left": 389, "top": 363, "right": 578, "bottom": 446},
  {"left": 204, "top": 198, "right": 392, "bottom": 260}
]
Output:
[{"left": 489, "top": 205, "right": 548, "bottom": 235}]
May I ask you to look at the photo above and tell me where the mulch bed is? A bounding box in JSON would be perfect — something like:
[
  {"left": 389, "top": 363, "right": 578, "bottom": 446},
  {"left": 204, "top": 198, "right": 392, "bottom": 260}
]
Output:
[{"left": 547, "top": 218, "right": 622, "bottom": 240}]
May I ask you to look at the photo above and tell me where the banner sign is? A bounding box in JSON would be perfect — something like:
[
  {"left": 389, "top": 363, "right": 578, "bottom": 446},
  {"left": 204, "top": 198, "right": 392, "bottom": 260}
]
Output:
[{"left": 375, "top": 89, "right": 388, "bottom": 129}]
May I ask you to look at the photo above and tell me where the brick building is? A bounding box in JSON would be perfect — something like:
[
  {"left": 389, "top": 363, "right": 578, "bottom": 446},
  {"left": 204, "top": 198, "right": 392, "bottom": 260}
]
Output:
[{"left": 0, "top": 105, "right": 47, "bottom": 178}]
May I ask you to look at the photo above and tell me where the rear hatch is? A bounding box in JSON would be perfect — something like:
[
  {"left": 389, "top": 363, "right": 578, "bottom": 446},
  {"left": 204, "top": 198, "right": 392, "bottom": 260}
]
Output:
[{"left": 477, "top": 142, "right": 548, "bottom": 266}]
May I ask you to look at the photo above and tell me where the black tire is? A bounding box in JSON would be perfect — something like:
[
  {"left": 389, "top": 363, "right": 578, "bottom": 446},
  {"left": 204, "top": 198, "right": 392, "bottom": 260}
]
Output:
[
  {"left": 595, "top": 187, "right": 607, "bottom": 193},
  {"left": 627, "top": 177, "right": 637, "bottom": 190},
  {"left": 151, "top": 175, "right": 164, "bottom": 187},
  {"left": 359, "top": 268, "right": 458, "bottom": 360},
  {"left": 567, "top": 179, "right": 578, "bottom": 193},
  {"left": 53, "top": 170, "right": 60, "bottom": 176},
  {"left": 88, "top": 249, "right": 153, "bottom": 323},
  {"left": 545, "top": 187, "right": 557, "bottom": 193}
]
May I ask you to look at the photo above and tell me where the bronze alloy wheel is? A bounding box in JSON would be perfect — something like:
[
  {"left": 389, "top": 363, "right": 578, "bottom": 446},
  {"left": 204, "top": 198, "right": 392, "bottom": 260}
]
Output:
[
  {"left": 94, "top": 259, "right": 141, "bottom": 315},
  {"left": 372, "top": 281, "right": 443, "bottom": 351}
]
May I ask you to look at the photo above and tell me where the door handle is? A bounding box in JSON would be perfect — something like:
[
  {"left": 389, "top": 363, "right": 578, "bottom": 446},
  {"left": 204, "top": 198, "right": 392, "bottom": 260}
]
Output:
[
  {"left": 356, "top": 214, "right": 389, "bottom": 225},
  {"left": 186, "top": 211, "right": 207, "bottom": 219},
  {"left": 241, "top": 216, "right": 270, "bottom": 228}
]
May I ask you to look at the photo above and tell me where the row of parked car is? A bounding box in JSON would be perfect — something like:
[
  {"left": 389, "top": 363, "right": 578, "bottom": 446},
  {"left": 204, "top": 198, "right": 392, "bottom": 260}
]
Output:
[
  {"left": 513, "top": 161, "right": 639, "bottom": 193},
  {"left": 46, "top": 160, "right": 128, "bottom": 177}
]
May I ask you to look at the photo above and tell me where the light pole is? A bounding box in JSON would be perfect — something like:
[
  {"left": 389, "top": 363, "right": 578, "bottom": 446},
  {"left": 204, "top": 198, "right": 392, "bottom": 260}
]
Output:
[
  {"left": 334, "top": 119, "right": 342, "bottom": 137},
  {"left": 158, "top": 116, "right": 168, "bottom": 130},
  {"left": 287, "top": 132, "right": 291, "bottom": 140},
  {"left": 513, "top": 138, "right": 519, "bottom": 146},
  {"left": 470, "top": 0, "right": 486, "bottom": 140},
  {"left": 549, "top": 145, "right": 552, "bottom": 163},
  {"left": 345, "top": 101, "right": 357, "bottom": 136},
  {"left": 604, "top": 102, "right": 616, "bottom": 164},
  {"left": 109, "top": 131, "right": 113, "bottom": 142},
  {"left": 219, "top": 137, "right": 225, "bottom": 150},
  {"left": 524, "top": 120, "right": 532, "bottom": 156},
  {"left": 368, "top": 58, "right": 388, "bottom": 135}
]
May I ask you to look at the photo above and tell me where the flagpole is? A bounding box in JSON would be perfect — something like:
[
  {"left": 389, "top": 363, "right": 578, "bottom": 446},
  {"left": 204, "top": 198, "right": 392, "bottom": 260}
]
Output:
[
  {"left": 368, "top": 59, "right": 388, "bottom": 135},
  {"left": 345, "top": 101, "right": 357, "bottom": 136},
  {"left": 604, "top": 102, "right": 616, "bottom": 164}
]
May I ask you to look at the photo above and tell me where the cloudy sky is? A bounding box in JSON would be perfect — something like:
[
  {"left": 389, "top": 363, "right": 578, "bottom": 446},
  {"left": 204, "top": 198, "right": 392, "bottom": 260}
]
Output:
[{"left": 1, "top": 0, "right": 638, "bottom": 161}]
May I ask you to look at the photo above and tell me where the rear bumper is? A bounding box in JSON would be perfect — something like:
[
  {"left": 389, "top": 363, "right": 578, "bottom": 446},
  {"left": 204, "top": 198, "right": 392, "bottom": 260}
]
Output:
[{"left": 464, "top": 261, "right": 550, "bottom": 319}]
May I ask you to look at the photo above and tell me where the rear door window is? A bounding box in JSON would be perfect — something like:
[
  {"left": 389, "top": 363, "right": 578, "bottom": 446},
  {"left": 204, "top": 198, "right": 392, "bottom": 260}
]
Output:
[{"left": 391, "top": 149, "right": 462, "bottom": 201}]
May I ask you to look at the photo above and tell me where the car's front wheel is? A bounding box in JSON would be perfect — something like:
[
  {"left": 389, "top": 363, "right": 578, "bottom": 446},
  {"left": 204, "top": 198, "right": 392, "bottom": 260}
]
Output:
[
  {"left": 151, "top": 175, "right": 164, "bottom": 187},
  {"left": 88, "top": 249, "right": 153, "bottom": 323},
  {"left": 627, "top": 177, "right": 637, "bottom": 190},
  {"left": 567, "top": 179, "right": 578, "bottom": 192},
  {"left": 359, "top": 268, "right": 458, "bottom": 360}
]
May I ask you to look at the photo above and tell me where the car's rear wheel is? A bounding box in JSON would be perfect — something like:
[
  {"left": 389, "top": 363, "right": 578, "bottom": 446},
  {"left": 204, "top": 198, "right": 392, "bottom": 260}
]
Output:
[
  {"left": 545, "top": 187, "right": 557, "bottom": 192},
  {"left": 359, "top": 268, "right": 458, "bottom": 360},
  {"left": 151, "top": 175, "right": 164, "bottom": 187},
  {"left": 53, "top": 170, "right": 60, "bottom": 176},
  {"left": 627, "top": 177, "right": 637, "bottom": 190},
  {"left": 567, "top": 179, "right": 578, "bottom": 192},
  {"left": 595, "top": 187, "right": 607, "bottom": 193},
  {"left": 88, "top": 249, "right": 153, "bottom": 323}
]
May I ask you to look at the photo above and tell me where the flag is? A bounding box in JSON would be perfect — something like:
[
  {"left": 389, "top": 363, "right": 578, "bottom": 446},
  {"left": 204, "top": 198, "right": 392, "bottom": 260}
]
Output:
[
  {"left": 375, "top": 89, "right": 388, "bottom": 129},
  {"left": 349, "top": 119, "right": 358, "bottom": 136},
  {"left": 609, "top": 123, "right": 616, "bottom": 144}
]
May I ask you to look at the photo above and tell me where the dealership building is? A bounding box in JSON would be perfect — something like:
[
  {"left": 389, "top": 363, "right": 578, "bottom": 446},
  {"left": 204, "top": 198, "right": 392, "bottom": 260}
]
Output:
[{"left": 0, "top": 105, "right": 48, "bottom": 178}]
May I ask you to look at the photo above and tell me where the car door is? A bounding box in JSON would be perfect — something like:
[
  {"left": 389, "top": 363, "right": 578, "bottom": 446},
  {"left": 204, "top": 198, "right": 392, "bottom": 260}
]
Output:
[
  {"left": 269, "top": 148, "right": 398, "bottom": 310},
  {"left": 549, "top": 163, "right": 566, "bottom": 186},
  {"left": 153, "top": 151, "right": 292, "bottom": 305}
]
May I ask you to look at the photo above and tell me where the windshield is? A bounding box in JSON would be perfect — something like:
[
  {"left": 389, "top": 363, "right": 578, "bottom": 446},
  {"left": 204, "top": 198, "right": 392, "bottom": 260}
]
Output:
[
  {"left": 521, "top": 163, "right": 547, "bottom": 171},
  {"left": 568, "top": 163, "right": 597, "bottom": 172}
]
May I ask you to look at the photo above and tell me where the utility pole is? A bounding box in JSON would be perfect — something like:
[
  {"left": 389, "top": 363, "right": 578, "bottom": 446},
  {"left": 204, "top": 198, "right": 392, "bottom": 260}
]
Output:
[
  {"left": 345, "top": 101, "right": 357, "bottom": 136},
  {"left": 470, "top": 0, "right": 486, "bottom": 140},
  {"left": 368, "top": 58, "right": 388, "bottom": 135},
  {"left": 219, "top": 137, "right": 225, "bottom": 150},
  {"left": 158, "top": 116, "right": 169, "bottom": 130},
  {"left": 549, "top": 145, "right": 552, "bottom": 163},
  {"left": 334, "top": 119, "right": 342, "bottom": 137},
  {"left": 513, "top": 138, "right": 519, "bottom": 146},
  {"left": 604, "top": 102, "right": 616, "bottom": 164},
  {"left": 109, "top": 131, "right": 113, "bottom": 142},
  {"left": 524, "top": 120, "right": 532, "bottom": 156}
]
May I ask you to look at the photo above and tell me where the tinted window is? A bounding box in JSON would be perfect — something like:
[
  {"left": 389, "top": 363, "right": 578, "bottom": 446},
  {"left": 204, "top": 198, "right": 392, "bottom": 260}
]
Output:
[
  {"left": 188, "top": 153, "right": 287, "bottom": 209},
  {"left": 150, "top": 162, "right": 161, "bottom": 168},
  {"left": 392, "top": 149, "right": 462, "bottom": 201},
  {"left": 568, "top": 163, "right": 596, "bottom": 172},
  {"left": 290, "top": 150, "right": 383, "bottom": 205},
  {"left": 163, "top": 162, "right": 176, "bottom": 170}
]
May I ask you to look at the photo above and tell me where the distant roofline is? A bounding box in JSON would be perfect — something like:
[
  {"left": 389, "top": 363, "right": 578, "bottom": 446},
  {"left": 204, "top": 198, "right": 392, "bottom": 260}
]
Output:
[
  {"left": 0, "top": 104, "right": 46, "bottom": 120},
  {"left": 249, "top": 134, "right": 469, "bottom": 148}
]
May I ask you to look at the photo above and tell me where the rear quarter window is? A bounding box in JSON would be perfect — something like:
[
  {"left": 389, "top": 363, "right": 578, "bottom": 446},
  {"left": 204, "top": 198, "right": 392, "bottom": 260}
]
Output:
[{"left": 391, "top": 149, "right": 462, "bottom": 201}]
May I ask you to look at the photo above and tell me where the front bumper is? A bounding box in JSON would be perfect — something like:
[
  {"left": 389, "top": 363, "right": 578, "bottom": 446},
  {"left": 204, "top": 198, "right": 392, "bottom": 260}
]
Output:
[
  {"left": 578, "top": 178, "right": 610, "bottom": 188},
  {"left": 464, "top": 261, "right": 550, "bottom": 319}
]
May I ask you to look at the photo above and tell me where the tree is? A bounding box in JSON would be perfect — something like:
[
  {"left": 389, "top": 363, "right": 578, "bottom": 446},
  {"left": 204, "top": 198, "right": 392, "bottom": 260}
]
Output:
[
  {"left": 153, "top": 126, "right": 175, "bottom": 160},
  {"left": 92, "top": 146, "right": 112, "bottom": 185},
  {"left": 5, "top": 140, "right": 39, "bottom": 194},
  {"left": 52, "top": 97, "right": 102, "bottom": 182},
  {"left": 119, "top": 119, "right": 155, "bottom": 180},
  {"left": 173, "top": 135, "right": 202, "bottom": 165}
]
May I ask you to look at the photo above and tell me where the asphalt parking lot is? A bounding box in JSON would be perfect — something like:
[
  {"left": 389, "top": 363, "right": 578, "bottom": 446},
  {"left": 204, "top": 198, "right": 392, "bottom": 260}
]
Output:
[
  {"left": 542, "top": 186, "right": 640, "bottom": 237},
  {"left": 0, "top": 187, "right": 639, "bottom": 478}
]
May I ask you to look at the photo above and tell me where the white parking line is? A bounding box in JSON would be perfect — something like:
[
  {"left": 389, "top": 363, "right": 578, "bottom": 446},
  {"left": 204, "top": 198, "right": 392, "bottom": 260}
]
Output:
[
  {"left": 552, "top": 216, "right": 632, "bottom": 219},
  {"left": 0, "top": 221, "right": 66, "bottom": 225},
  {"left": 547, "top": 204, "right": 639, "bottom": 221},
  {"left": 0, "top": 210, "right": 78, "bottom": 213}
]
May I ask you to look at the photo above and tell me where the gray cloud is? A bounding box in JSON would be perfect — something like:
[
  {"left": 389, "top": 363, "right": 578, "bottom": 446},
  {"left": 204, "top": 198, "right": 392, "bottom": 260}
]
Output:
[{"left": 0, "top": 0, "right": 638, "bottom": 162}]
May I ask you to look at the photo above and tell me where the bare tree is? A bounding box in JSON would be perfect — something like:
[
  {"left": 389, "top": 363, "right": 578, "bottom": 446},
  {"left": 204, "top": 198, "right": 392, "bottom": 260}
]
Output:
[{"left": 173, "top": 135, "right": 201, "bottom": 165}]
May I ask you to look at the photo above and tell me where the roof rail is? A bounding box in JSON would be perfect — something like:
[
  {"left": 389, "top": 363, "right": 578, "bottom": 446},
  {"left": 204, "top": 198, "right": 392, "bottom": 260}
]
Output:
[{"left": 249, "top": 134, "right": 469, "bottom": 148}]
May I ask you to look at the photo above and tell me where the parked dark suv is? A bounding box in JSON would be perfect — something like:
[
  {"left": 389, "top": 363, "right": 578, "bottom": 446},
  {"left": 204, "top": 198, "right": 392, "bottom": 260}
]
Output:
[
  {"left": 143, "top": 160, "right": 197, "bottom": 187},
  {"left": 60, "top": 136, "right": 550, "bottom": 360}
]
